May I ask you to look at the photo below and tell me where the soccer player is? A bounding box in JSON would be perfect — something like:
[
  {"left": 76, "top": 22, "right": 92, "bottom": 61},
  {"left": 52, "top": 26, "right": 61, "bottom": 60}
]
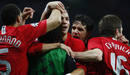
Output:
[
  {"left": 29, "top": 21, "right": 77, "bottom": 75},
  {"left": 28, "top": 9, "right": 86, "bottom": 75},
  {"left": 69, "top": 14, "right": 94, "bottom": 75},
  {"left": 0, "top": 1, "right": 65, "bottom": 75},
  {"left": 19, "top": 2, "right": 75, "bottom": 75},
  {"left": 71, "top": 14, "right": 94, "bottom": 46},
  {"left": 73, "top": 14, "right": 130, "bottom": 75},
  {"left": 60, "top": 11, "right": 87, "bottom": 75},
  {"left": 21, "top": 3, "right": 73, "bottom": 56}
]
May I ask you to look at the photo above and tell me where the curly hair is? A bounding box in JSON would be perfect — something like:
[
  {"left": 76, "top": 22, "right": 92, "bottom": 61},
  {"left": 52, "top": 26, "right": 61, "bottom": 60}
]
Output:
[{"left": 73, "top": 14, "right": 94, "bottom": 33}]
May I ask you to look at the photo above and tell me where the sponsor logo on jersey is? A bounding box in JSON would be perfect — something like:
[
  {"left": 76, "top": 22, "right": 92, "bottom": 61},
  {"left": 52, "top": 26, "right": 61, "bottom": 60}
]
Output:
[{"left": 30, "top": 23, "right": 38, "bottom": 27}]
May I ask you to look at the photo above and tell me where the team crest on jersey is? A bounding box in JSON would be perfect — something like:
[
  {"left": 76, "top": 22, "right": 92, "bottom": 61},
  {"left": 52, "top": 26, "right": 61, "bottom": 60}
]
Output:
[{"left": 30, "top": 23, "right": 38, "bottom": 27}]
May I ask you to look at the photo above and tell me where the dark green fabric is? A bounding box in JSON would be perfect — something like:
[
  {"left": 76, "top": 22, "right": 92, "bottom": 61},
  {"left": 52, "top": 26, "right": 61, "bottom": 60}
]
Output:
[{"left": 29, "top": 48, "right": 66, "bottom": 75}]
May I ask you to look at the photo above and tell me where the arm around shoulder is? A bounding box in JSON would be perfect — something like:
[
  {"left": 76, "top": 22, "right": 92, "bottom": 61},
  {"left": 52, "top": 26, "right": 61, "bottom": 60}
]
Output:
[{"left": 74, "top": 48, "right": 103, "bottom": 62}]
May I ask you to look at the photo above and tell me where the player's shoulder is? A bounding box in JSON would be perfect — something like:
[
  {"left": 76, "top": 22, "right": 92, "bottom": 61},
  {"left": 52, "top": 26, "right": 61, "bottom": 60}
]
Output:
[
  {"left": 87, "top": 37, "right": 108, "bottom": 45},
  {"left": 17, "top": 23, "right": 38, "bottom": 30},
  {"left": 89, "top": 37, "right": 102, "bottom": 41},
  {"left": 89, "top": 37, "right": 109, "bottom": 41}
]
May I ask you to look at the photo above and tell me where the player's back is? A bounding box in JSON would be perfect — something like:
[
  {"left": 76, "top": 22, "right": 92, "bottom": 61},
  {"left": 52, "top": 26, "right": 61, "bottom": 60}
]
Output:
[
  {"left": 87, "top": 37, "right": 130, "bottom": 75},
  {"left": 0, "top": 23, "right": 46, "bottom": 75},
  {"left": 0, "top": 26, "right": 31, "bottom": 75}
]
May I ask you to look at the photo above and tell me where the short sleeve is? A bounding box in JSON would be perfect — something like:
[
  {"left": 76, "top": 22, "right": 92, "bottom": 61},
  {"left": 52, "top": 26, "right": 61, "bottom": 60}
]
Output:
[
  {"left": 29, "top": 20, "right": 47, "bottom": 38},
  {"left": 17, "top": 20, "right": 47, "bottom": 46}
]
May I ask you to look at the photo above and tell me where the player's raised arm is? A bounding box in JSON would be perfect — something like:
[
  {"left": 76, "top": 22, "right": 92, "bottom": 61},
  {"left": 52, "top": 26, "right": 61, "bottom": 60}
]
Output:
[
  {"left": 41, "top": 1, "right": 65, "bottom": 32},
  {"left": 46, "top": 9, "right": 61, "bottom": 32},
  {"left": 40, "top": 1, "right": 65, "bottom": 20}
]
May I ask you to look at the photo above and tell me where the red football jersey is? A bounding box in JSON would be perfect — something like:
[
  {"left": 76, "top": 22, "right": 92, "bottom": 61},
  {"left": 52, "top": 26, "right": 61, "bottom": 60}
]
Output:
[
  {"left": 0, "top": 20, "right": 47, "bottom": 75},
  {"left": 64, "top": 33, "right": 87, "bottom": 74},
  {"left": 87, "top": 37, "right": 130, "bottom": 75},
  {"left": 64, "top": 33, "right": 86, "bottom": 52}
]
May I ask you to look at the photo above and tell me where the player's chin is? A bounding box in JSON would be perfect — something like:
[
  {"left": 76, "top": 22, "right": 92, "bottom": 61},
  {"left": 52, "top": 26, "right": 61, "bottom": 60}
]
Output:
[{"left": 62, "top": 31, "right": 67, "bottom": 35}]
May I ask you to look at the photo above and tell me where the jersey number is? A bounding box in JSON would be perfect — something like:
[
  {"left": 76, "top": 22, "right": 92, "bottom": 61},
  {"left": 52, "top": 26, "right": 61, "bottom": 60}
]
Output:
[
  {"left": 0, "top": 48, "right": 11, "bottom": 75},
  {"left": 110, "top": 53, "right": 129, "bottom": 75}
]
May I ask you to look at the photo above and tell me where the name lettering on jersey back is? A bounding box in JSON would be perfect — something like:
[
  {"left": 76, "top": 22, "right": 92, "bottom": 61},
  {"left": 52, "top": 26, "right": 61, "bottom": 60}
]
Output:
[
  {"left": 105, "top": 42, "right": 129, "bottom": 55},
  {"left": 0, "top": 35, "right": 21, "bottom": 48}
]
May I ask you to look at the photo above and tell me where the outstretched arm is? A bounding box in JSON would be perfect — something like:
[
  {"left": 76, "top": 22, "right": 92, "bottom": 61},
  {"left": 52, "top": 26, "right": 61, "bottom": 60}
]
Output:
[
  {"left": 41, "top": 43, "right": 73, "bottom": 56},
  {"left": 73, "top": 48, "right": 103, "bottom": 62},
  {"left": 29, "top": 42, "right": 73, "bottom": 56}
]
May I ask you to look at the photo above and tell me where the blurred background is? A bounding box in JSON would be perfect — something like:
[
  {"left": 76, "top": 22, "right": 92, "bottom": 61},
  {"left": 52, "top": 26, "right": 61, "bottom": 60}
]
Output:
[{"left": 0, "top": 0, "right": 129, "bottom": 40}]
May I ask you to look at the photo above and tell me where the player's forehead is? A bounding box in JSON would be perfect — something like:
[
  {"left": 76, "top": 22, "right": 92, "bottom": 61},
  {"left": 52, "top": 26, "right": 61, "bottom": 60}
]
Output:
[
  {"left": 61, "top": 12, "right": 69, "bottom": 18},
  {"left": 73, "top": 21, "right": 82, "bottom": 25},
  {"left": 72, "top": 23, "right": 86, "bottom": 30},
  {"left": 73, "top": 21, "right": 86, "bottom": 27}
]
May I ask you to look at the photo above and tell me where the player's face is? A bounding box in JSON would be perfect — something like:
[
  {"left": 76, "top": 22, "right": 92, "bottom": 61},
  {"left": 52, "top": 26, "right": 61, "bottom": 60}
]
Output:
[
  {"left": 61, "top": 12, "right": 70, "bottom": 35},
  {"left": 71, "top": 21, "right": 87, "bottom": 41}
]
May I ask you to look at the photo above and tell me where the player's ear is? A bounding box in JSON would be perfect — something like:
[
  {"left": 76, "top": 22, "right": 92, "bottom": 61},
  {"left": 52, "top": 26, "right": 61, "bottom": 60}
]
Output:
[
  {"left": 16, "top": 15, "right": 21, "bottom": 24},
  {"left": 115, "top": 28, "right": 121, "bottom": 39},
  {"left": 115, "top": 28, "right": 119, "bottom": 35}
]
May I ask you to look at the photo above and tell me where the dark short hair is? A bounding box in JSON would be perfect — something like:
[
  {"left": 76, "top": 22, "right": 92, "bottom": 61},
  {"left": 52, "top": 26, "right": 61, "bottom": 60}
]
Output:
[
  {"left": 38, "top": 25, "right": 63, "bottom": 43},
  {"left": 73, "top": 14, "right": 94, "bottom": 32},
  {"left": 98, "top": 14, "right": 122, "bottom": 37},
  {"left": 0, "top": 4, "right": 21, "bottom": 25}
]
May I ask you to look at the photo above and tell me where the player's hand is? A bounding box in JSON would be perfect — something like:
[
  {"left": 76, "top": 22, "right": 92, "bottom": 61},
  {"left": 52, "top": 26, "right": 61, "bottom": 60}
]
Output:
[
  {"left": 22, "top": 7, "right": 35, "bottom": 20},
  {"left": 45, "top": 1, "right": 65, "bottom": 13},
  {"left": 60, "top": 43, "right": 74, "bottom": 57},
  {"left": 118, "top": 35, "right": 129, "bottom": 45}
]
